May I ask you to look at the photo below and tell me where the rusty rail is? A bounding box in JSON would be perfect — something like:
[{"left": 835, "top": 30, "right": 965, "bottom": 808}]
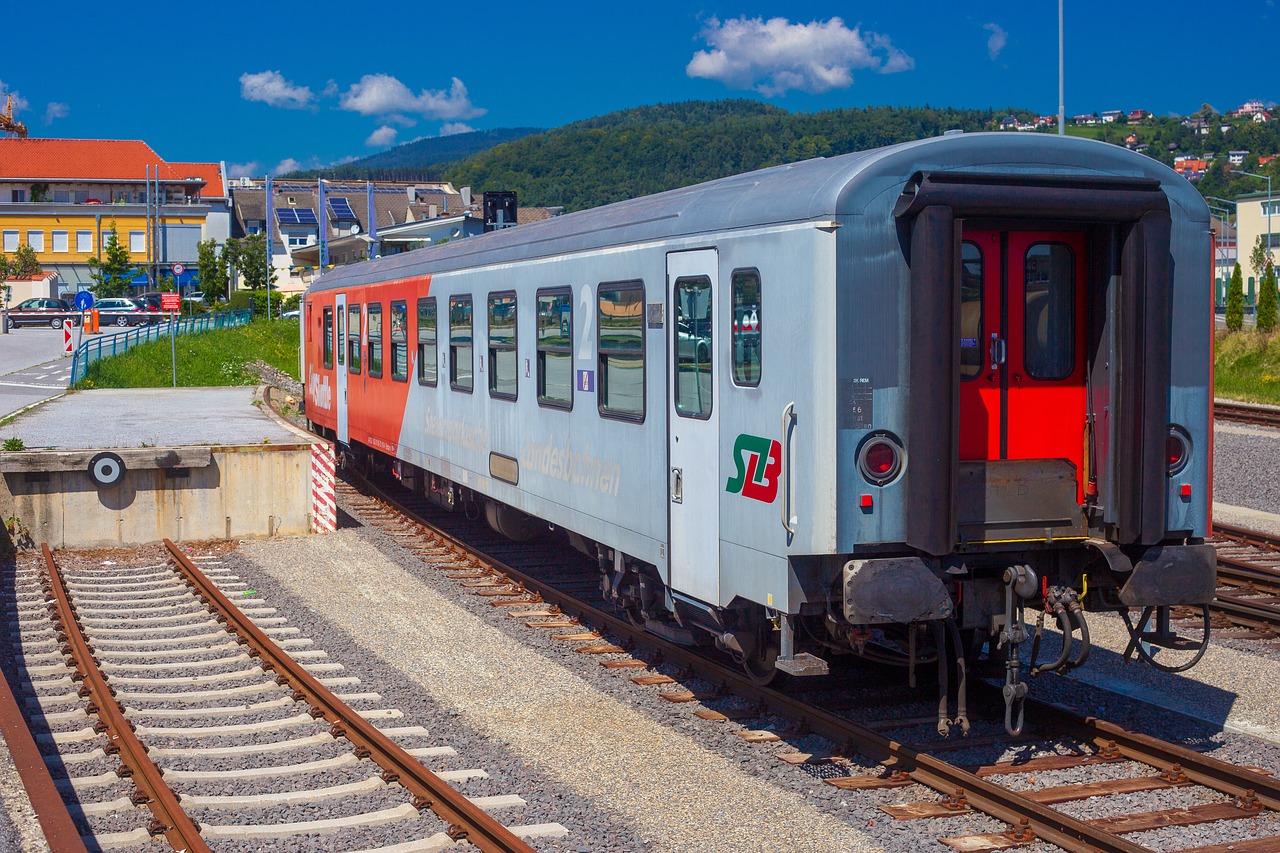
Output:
[
  {"left": 160, "top": 539, "right": 536, "bottom": 853},
  {"left": 40, "top": 544, "right": 211, "bottom": 852},
  {"left": 1214, "top": 400, "right": 1280, "bottom": 428}
]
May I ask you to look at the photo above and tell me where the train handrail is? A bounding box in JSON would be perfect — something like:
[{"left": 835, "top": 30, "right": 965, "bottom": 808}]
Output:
[
  {"left": 68, "top": 308, "right": 251, "bottom": 386},
  {"left": 781, "top": 401, "right": 796, "bottom": 536}
]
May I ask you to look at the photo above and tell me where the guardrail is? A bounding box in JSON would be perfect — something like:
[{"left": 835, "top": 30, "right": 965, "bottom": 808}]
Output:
[{"left": 68, "top": 309, "right": 251, "bottom": 386}]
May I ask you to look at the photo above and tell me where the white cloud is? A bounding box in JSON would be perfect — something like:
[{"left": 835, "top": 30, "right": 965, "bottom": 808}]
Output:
[
  {"left": 339, "top": 74, "right": 485, "bottom": 121},
  {"left": 44, "top": 102, "right": 69, "bottom": 124},
  {"left": 440, "top": 123, "right": 474, "bottom": 136},
  {"left": 686, "top": 16, "right": 913, "bottom": 97},
  {"left": 239, "top": 71, "right": 315, "bottom": 110},
  {"left": 0, "top": 81, "right": 28, "bottom": 112},
  {"left": 365, "top": 125, "right": 398, "bottom": 147},
  {"left": 983, "top": 23, "right": 1008, "bottom": 60},
  {"left": 228, "top": 161, "right": 261, "bottom": 178},
  {"left": 270, "top": 158, "right": 302, "bottom": 176}
]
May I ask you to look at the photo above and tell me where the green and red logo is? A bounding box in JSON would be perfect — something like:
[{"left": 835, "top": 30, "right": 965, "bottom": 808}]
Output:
[{"left": 726, "top": 433, "right": 782, "bottom": 503}]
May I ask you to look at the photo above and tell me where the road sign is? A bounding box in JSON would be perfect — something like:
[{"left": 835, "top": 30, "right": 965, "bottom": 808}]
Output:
[
  {"left": 74, "top": 291, "right": 94, "bottom": 311},
  {"left": 171, "top": 263, "right": 185, "bottom": 276},
  {"left": 63, "top": 319, "right": 73, "bottom": 356},
  {"left": 161, "top": 292, "right": 181, "bottom": 312}
]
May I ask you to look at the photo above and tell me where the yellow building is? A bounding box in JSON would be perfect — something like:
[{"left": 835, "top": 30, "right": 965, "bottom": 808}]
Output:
[
  {"left": 1234, "top": 191, "right": 1280, "bottom": 296},
  {"left": 0, "top": 138, "right": 228, "bottom": 296}
]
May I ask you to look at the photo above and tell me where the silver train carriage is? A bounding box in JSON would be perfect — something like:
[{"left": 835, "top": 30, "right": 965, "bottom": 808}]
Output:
[{"left": 303, "top": 132, "right": 1215, "bottom": 734}]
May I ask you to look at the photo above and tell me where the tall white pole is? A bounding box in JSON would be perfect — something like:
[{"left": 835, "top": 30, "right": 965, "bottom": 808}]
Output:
[{"left": 1058, "top": 0, "right": 1065, "bottom": 135}]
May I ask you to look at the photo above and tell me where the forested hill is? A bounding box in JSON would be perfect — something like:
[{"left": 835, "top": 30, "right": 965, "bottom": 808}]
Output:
[
  {"left": 441, "top": 100, "right": 1011, "bottom": 211},
  {"left": 281, "top": 127, "right": 543, "bottom": 181}
]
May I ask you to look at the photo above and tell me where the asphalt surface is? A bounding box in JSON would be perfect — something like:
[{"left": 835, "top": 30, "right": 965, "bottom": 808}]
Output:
[{"left": 0, "top": 325, "right": 75, "bottom": 420}]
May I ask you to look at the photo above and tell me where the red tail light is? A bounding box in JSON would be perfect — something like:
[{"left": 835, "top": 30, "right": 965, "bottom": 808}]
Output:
[
  {"left": 857, "top": 433, "right": 905, "bottom": 486},
  {"left": 1166, "top": 427, "right": 1190, "bottom": 476}
]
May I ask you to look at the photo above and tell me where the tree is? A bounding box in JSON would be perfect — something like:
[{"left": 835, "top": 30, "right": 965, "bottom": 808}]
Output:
[
  {"left": 236, "top": 232, "right": 277, "bottom": 292},
  {"left": 86, "top": 221, "right": 137, "bottom": 297},
  {"left": 0, "top": 255, "right": 9, "bottom": 310},
  {"left": 196, "top": 239, "right": 228, "bottom": 303},
  {"left": 1227, "top": 262, "right": 1245, "bottom": 331},
  {"left": 220, "top": 238, "right": 241, "bottom": 294},
  {"left": 1251, "top": 233, "right": 1270, "bottom": 282},
  {"left": 9, "top": 244, "right": 41, "bottom": 277},
  {"left": 1258, "top": 260, "right": 1279, "bottom": 333}
]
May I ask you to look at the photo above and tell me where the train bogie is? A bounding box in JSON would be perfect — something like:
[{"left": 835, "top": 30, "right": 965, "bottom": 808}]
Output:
[{"left": 304, "top": 133, "right": 1216, "bottom": 732}]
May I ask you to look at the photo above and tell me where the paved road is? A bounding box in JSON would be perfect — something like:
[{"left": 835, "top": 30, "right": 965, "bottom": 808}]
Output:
[{"left": 0, "top": 326, "right": 75, "bottom": 420}]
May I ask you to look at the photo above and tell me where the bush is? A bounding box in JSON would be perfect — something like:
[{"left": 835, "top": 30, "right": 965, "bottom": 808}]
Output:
[
  {"left": 227, "top": 290, "right": 301, "bottom": 318},
  {"left": 1227, "top": 262, "right": 1245, "bottom": 331},
  {"left": 1258, "top": 261, "right": 1279, "bottom": 333}
]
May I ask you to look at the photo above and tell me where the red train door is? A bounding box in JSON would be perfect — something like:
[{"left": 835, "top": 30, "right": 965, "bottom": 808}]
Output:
[{"left": 958, "top": 229, "right": 1088, "bottom": 503}]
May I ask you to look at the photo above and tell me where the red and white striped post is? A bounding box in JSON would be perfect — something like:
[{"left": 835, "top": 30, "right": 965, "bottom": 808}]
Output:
[{"left": 310, "top": 441, "right": 337, "bottom": 533}]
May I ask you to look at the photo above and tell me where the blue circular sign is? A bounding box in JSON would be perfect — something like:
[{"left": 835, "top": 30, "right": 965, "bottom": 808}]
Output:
[{"left": 74, "top": 291, "right": 94, "bottom": 311}]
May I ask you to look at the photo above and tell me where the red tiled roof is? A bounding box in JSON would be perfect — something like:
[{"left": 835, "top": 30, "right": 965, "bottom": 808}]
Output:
[{"left": 0, "top": 138, "right": 225, "bottom": 196}]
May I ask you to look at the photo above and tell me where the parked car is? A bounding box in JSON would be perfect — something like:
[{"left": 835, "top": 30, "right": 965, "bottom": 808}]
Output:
[
  {"left": 280, "top": 308, "right": 300, "bottom": 320},
  {"left": 183, "top": 290, "right": 205, "bottom": 304},
  {"left": 134, "top": 292, "right": 164, "bottom": 312},
  {"left": 95, "top": 297, "right": 155, "bottom": 327},
  {"left": 6, "top": 297, "right": 75, "bottom": 329}
]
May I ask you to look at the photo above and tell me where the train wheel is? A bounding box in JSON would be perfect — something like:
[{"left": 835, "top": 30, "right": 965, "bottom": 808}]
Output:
[{"left": 741, "top": 642, "right": 779, "bottom": 686}]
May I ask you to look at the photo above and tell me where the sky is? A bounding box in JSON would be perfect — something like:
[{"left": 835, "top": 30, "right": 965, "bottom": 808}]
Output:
[{"left": 3, "top": 1, "right": 1278, "bottom": 179}]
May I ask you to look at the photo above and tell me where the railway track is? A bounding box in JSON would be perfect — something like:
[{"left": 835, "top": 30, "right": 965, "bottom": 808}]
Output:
[
  {"left": 1210, "top": 522, "right": 1280, "bottom": 636},
  {"left": 1214, "top": 400, "right": 1280, "bottom": 429},
  {"left": 0, "top": 542, "right": 563, "bottom": 851},
  {"left": 338, "top": 470, "right": 1280, "bottom": 853}
]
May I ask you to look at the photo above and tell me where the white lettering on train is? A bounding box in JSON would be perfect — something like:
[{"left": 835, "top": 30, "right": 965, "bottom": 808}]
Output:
[
  {"left": 307, "top": 370, "right": 332, "bottom": 411},
  {"left": 520, "top": 437, "right": 621, "bottom": 497}
]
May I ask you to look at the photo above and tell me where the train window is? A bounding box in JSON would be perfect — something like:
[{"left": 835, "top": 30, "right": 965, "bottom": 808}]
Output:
[
  {"left": 368, "top": 303, "right": 383, "bottom": 378},
  {"left": 1023, "top": 243, "right": 1075, "bottom": 381},
  {"left": 390, "top": 301, "right": 408, "bottom": 382},
  {"left": 675, "top": 275, "right": 712, "bottom": 418},
  {"left": 960, "top": 242, "right": 983, "bottom": 381},
  {"left": 322, "top": 307, "right": 333, "bottom": 369},
  {"left": 337, "top": 307, "right": 345, "bottom": 366},
  {"left": 536, "top": 288, "right": 573, "bottom": 409},
  {"left": 449, "top": 295, "right": 474, "bottom": 393},
  {"left": 730, "top": 269, "right": 761, "bottom": 386},
  {"left": 488, "top": 292, "right": 517, "bottom": 400},
  {"left": 417, "top": 298, "right": 437, "bottom": 386},
  {"left": 598, "top": 281, "right": 645, "bottom": 420},
  {"left": 347, "top": 304, "right": 361, "bottom": 374}
]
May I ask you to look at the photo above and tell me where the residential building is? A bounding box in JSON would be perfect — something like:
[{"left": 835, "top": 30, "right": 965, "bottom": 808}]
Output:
[
  {"left": 1128, "top": 109, "right": 1148, "bottom": 122},
  {"left": 1229, "top": 150, "right": 1250, "bottom": 166},
  {"left": 0, "top": 138, "right": 228, "bottom": 293},
  {"left": 1234, "top": 191, "right": 1280, "bottom": 278},
  {"left": 1101, "top": 110, "right": 1123, "bottom": 123}
]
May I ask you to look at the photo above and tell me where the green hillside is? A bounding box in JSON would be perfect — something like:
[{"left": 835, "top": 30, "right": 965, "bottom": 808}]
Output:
[{"left": 281, "top": 127, "right": 543, "bottom": 182}]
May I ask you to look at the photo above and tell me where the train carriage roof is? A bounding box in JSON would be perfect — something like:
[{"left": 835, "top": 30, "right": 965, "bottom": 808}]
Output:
[{"left": 309, "top": 133, "right": 1206, "bottom": 294}]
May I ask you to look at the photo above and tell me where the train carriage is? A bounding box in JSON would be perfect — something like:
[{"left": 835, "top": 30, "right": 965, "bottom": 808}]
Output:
[{"left": 303, "top": 132, "right": 1215, "bottom": 734}]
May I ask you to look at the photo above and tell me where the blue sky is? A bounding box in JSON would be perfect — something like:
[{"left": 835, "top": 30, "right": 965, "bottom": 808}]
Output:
[{"left": 3, "top": 1, "right": 1277, "bottom": 178}]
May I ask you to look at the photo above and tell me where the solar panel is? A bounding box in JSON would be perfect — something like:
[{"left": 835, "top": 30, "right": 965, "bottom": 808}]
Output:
[
  {"left": 329, "top": 197, "right": 356, "bottom": 220},
  {"left": 276, "top": 208, "right": 300, "bottom": 224},
  {"left": 294, "top": 208, "right": 318, "bottom": 224}
]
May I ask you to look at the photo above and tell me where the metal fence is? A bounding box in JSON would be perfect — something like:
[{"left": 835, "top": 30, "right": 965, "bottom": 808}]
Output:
[{"left": 69, "top": 309, "right": 252, "bottom": 387}]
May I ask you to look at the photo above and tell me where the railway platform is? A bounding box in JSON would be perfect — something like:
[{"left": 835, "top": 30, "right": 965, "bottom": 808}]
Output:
[{"left": 0, "top": 386, "right": 334, "bottom": 548}]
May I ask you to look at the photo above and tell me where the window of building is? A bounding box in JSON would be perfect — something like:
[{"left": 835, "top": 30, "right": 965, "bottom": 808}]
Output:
[
  {"left": 598, "top": 281, "right": 645, "bottom": 420},
  {"left": 449, "top": 295, "right": 473, "bottom": 392},
  {"left": 674, "top": 275, "right": 712, "bottom": 418},
  {"left": 536, "top": 288, "right": 573, "bottom": 409},
  {"left": 10, "top": 190, "right": 25, "bottom": 203},
  {"left": 76, "top": 231, "right": 92, "bottom": 253},
  {"left": 417, "top": 298, "right": 437, "bottom": 385},
  {"left": 960, "top": 244, "right": 983, "bottom": 381},
  {"left": 367, "top": 302, "right": 383, "bottom": 378},
  {"left": 488, "top": 292, "right": 517, "bottom": 400},
  {"left": 102, "top": 230, "right": 118, "bottom": 249},
  {"left": 390, "top": 301, "right": 408, "bottom": 382},
  {"left": 26, "top": 231, "right": 44, "bottom": 253},
  {"left": 730, "top": 269, "right": 762, "bottom": 386},
  {"left": 51, "top": 231, "right": 68, "bottom": 253},
  {"left": 74, "top": 190, "right": 91, "bottom": 204},
  {"left": 129, "top": 231, "right": 145, "bottom": 253},
  {"left": 347, "top": 304, "right": 362, "bottom": 374},
  {"left": 1, "top": 231, "right": 16, "bottom": 253},
  {"left": 323, "top": 307, "right": 334, "bottom": 369},
  {"left": 1023, "top": 243, "right": 1075, "bottom": 381},
  {"left": 52, "top": 190, "right": 70, "bottom": 203}
]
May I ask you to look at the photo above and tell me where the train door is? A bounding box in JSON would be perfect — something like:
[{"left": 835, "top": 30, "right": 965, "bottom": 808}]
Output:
[
  {"left": 336, "top": 293, "right": 349, "bottom": 444},
  {"left": 958, "top": 230, "right": 1088, "bottom": 525},
  {"left": 667, "top": 249, "right": 720, "bottom": 604}
]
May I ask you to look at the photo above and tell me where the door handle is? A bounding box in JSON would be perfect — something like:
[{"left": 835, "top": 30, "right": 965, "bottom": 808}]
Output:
[
  {"left": 781, "top": 402, "right": 797, "bottom": 535},
  {"left": 989, "top": 333, "right": 1007, "bottom": 370},
  {"left": 670, "top": 467, "right": 683, "bottom": 504}
]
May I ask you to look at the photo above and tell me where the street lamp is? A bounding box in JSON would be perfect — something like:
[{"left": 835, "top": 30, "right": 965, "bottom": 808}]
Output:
[
  {"left": 1207, "top": 195, "right": 1238, "bottom": 270},
  {"left": 1231, "top": 169, "right": 1272, "bottom": 264}
]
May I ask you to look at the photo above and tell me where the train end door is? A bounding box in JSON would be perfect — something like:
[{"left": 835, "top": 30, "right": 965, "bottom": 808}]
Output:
[
  {"left": 335, "top": 292, "right": 349, "bottom": 444},
  {"left": 667, "top": 249, "right": 720, "bottom": 604}
]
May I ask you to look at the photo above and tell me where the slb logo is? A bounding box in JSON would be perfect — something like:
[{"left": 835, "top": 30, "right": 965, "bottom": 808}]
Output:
[{"left": 726, "top": 433, "right": 782, "bottom": 503}]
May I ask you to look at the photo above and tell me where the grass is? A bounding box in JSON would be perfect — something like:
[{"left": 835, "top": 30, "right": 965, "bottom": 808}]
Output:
[
  {"left": 76, "top": 319, "right": 299, "bottom": 389},
  {"left": 1215, "top": 330, "right": 1280, "bottom": 404}
]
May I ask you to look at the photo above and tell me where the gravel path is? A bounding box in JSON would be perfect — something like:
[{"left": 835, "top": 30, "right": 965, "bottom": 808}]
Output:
[
  {"left": 0, "top": 729, "right": 48, "bottom": 853},
  {"left": 1213, "top": 421, "right": 1280, "bottom": 518}
]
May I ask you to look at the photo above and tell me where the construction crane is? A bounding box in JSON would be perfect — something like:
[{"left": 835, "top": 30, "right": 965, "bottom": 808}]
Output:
[{"left": 1, "top": 94, "right": 28, "bottom": 138}]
